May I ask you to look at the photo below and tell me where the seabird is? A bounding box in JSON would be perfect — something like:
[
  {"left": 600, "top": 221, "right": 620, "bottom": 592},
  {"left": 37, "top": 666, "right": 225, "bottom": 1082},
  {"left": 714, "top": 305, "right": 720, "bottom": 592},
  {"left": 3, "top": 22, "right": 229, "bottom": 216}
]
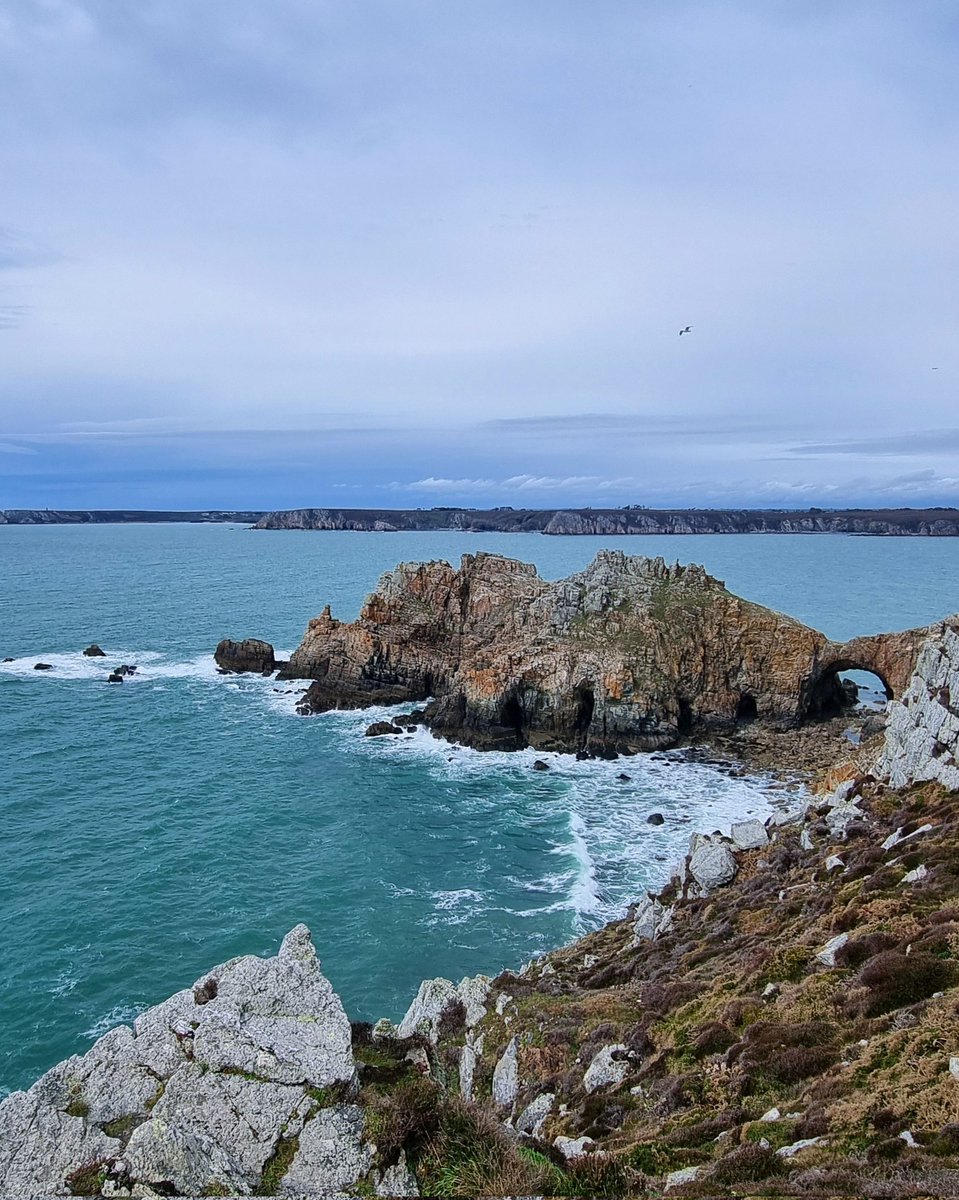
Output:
[{"left": 679, "top": 326, "right": 692, "bottom": 336}]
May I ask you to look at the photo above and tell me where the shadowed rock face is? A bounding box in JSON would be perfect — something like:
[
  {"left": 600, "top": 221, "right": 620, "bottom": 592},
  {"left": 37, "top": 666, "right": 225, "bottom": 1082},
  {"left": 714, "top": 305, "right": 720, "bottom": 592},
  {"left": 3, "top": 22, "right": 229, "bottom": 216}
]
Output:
[{"left": 275, "top": 551, "right": 940, "bottom": 754}]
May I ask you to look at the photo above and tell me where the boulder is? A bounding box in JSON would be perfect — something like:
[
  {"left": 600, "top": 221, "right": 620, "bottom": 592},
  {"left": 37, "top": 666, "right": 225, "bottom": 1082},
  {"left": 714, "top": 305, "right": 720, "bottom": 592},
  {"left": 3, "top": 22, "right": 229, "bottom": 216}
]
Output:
[
  {"left": 647, "top": 812, "right": 665, "bottom": 825},
  {"left": 555, "top": 1134, "right": 596, "bottom": 1160},
  {"left": 365, "top": 721, "right": 402, "bottom": 737},
  {"left": 375, "top": 1148, "right": 419, "bottom": 1196},
  {"left": 583, "top": 1043, "right": 632, "bottom": 1093},
  {"left": 816, "top": 932, "right": 849, "bottom": 967},
  {"left": 33, "top": 662, "right": 53, "bottom": 670},
  {"left": 515, "top": 1091, "right": 554, "bottom": 1136},
  {"left": 107, "top": 673, "right": 124, "bottom": 683},
  {"left": 730, "top": 819, "right": 769, "bottom": 850},
  {"left": 83, "top": 644, "right": 106, "bottom": 657},
  {"left": 632, "top": 895, "right": 674, "bottom": 942},
  {"left": 689, "top": 842, "right": 737, "bottom": 891},
  {"left": 532, "top": 759, "right": 550, "bottom": 770},
  {"left": 214, "top": 638, "right": 276, "bottom": 675}
]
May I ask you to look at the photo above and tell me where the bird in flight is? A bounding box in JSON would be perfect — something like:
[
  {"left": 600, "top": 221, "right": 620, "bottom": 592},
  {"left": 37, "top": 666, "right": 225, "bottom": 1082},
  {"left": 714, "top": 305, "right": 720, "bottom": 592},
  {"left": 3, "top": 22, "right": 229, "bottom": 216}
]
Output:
[{"left": 679, "top": 325, "right": 692, "bottom": 336}]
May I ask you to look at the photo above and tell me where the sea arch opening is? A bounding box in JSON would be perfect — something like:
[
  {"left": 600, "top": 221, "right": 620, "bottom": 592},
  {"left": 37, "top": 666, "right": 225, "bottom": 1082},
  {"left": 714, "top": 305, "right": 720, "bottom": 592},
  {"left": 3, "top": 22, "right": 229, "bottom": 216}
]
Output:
[{"left": 803, "top": 660, "right": 893, "bottom": 722}]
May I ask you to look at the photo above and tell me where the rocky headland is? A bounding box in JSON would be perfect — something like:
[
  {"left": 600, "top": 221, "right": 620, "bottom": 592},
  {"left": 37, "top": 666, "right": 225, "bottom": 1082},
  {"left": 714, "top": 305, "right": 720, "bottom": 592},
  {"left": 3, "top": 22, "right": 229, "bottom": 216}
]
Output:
[
  {"left": 217, "top": 550, "right": 939, "bottom": 757},
  {"left": 3, "top": 617, "right": 959, "bottom": 1197},
  {"left": 252, "top": 506, "right": 959, "bottom": 536}
]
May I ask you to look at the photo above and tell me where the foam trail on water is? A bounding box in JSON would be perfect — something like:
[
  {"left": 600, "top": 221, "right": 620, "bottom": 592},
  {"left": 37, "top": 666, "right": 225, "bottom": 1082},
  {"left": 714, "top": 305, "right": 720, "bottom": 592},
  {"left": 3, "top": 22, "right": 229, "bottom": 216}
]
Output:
[{"left": 566, "top": 812, "right": 601, "bottom": 919}]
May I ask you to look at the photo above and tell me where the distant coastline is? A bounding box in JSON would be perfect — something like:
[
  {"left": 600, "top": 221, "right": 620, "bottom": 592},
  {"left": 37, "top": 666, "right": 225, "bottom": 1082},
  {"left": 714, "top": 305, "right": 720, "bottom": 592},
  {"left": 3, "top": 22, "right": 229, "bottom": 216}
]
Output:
[{"left": 2, "top": 504, "right": 958, "bottom": 534}]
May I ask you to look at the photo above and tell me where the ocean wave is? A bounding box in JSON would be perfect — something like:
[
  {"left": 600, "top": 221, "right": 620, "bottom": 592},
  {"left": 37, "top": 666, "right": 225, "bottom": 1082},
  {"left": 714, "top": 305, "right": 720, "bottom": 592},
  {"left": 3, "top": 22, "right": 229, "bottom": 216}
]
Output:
[{"left": 82, "top": 1002, "right": 146, "bottom": 1041}]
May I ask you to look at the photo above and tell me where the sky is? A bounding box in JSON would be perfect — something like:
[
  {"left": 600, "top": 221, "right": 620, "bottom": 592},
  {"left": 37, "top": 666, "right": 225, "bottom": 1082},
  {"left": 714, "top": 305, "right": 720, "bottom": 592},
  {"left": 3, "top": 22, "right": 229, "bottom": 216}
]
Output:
[{"left": 0, "top": 0, "right": 957, "bottom": 511}]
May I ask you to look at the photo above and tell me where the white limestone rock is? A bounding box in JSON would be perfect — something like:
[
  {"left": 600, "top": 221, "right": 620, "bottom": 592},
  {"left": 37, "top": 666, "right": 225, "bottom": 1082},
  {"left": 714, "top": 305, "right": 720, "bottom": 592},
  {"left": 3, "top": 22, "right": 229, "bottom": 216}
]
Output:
[
  {"left": 492, "top": 1036, "right": 519, "bottom": 1109},
  {"left": 376, "top": 1149, "right": 419, "bottom": 1196},
  {"left": 689, "top": 842, "right": 737, "bottom": 891},
  {"left": 777, "top": 1136, "right": 823, "bottom": 1158},
  {"left": 0, "top": 1089, "right": 121, "bottom": 1195},
  {"left": 632, "top": 894, "right": 674, "bottom": 943},
  {"left": 731, "top": 819, "right": 769, "bottom": 850},
  {"left": 280, "top": 1104, "right": 374, "bottom": 1194},
  {"left": 459, "top": 1032, "right": 483, "bottom": 1101},
  {"left": 124, "top": 1064, "right": 313, "bottom": 1193},
  {"left": 515, "top": 1091, "right": 554, "bottom": 1136},
  {"left": 396, "top": 977, "right": 458, "bottom": 1043},
  {"left": 816, "top": 933, "right": 849, "bottom": 967},
  {"left": 825, "top": 802, "right": 866, "bottom": 838},
  {"left": 456, "top": 974, "right": 491, "bottom": 1027},
  {"left": 665, "top": 1164, "right": 702, "bottom": 1189},
  {"left": 583, "top": 1043, "right": 632, "bottom": 1093},
  {"left": 554, "top": 1134, "right": 595, "bottom": 1159}
]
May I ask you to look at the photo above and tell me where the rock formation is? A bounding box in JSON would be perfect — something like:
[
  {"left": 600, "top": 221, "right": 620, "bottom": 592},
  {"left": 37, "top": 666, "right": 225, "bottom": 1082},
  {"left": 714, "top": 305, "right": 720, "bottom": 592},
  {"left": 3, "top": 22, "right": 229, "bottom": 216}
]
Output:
[
  {"left": 0, "top": 926, "right": 372, "bottom": 1197},
  {"left": 877, "top": 618, "right": 959, "bottom": 790},
  {"left": 214, "top": 638, "right": 276, "bottom": 675},
  {"left": 268, "top": 551, "right": 937, "bottom": 754}
]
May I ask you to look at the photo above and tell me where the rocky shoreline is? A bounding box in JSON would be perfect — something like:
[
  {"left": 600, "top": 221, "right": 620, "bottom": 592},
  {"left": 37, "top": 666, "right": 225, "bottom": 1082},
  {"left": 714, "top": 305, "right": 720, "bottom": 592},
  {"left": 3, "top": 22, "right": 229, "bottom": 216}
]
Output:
[
  {"left": 1, "top": 616, "right": 958, "bottom": 1196},
  {"left": 4, "top": 563, "right": 958, "bottom": 1197}
]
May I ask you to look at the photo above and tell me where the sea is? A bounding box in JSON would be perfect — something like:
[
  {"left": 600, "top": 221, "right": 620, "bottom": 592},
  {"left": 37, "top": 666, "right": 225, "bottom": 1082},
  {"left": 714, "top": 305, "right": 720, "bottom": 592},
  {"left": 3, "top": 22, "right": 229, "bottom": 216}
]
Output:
[{"left": 1, "top": 524, "right": 957, "bottom": 1095}]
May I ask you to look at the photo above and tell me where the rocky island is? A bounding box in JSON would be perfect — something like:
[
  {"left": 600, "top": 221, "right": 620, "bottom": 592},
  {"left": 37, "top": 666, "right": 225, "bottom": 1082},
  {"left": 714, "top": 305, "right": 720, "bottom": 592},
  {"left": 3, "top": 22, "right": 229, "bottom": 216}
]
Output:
[
  {"left": 2, "top": 617, "right": 959, "bottom": 1196},
  {"left": 217, "top": 550, "right": 939, "bottom": 756}
]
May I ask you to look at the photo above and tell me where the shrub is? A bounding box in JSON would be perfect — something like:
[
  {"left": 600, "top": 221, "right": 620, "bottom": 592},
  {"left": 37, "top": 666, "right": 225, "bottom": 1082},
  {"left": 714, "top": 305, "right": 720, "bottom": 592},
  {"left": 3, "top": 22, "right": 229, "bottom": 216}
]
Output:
[
  {"left": 65, "top": 1162, "right": 107, "bottom": 1197},
  {"left": 562, "top": 1152, "right": 627, "bottom": 1196},
  {"left": 365, "top": 1075, "right": 442, "bottom": 1157},
  {"left": 436, "top": 998, "right": 467, "bottom": 1043},
  {"left": 835, "top": 932, "right": 898, "bottom": 969},
  {"left": 857, "top": 951, "right": 955, "bottom": 1016},
  {"left": 709, "top": 1143, "right": 787, "bottom": 1184},
  {"left": 691, "top": 1020, "right": 736, "bottom": 1056}
]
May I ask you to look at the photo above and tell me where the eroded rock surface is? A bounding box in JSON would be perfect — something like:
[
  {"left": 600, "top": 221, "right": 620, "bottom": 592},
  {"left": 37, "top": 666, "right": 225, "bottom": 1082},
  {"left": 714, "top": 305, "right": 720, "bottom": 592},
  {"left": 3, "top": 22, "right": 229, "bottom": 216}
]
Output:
[
  {"left": 260, "top": 551, "right": 937, "bottom": 754},
  {"left": 0, "top": 924, "right": 358, "bottom": 1197},
  {"left": 214, "top": 637, "right": 276, "bottom": 674}
]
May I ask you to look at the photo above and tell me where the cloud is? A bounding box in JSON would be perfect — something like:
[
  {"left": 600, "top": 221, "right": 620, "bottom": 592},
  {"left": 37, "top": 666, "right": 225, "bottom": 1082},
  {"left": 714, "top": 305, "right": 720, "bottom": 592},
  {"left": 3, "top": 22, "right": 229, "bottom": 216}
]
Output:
[{"left": 789, "top": 429, "right": 959, "bottom": 457}]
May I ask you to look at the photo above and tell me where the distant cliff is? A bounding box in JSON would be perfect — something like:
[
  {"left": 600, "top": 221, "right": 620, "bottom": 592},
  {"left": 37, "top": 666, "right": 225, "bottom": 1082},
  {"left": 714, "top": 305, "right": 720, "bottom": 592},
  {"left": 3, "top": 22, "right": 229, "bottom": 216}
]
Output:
[
  {"left": 253, "top": 505, "right": 959, "bottom": 535},
  {"left": 0, "top": 509, "right": 265, "bottom": 525}
]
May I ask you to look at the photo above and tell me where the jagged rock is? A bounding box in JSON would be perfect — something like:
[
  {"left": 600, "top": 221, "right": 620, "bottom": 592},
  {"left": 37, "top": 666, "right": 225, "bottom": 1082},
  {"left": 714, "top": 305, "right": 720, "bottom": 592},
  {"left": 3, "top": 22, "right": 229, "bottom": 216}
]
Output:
[
  {"left": 492, "top": 1036, "right": 519, "bottom": 1109},
  {"left": 555, "top": 1134, "right": 596, "bottom": 1159},
  {"left": 189, "top": 924, "right": 356, "bottom": 1087},
  {"left": 901, "top": 864, "right": 929, "bottom": 885},
  {"left": 825, "top": 801, "right": 866, "bottom": 838},
  {"left": 882, "top": 822, "right": 935, "bottom": 851},
  {"left": 730, "top": 819, "right": 769, "bottom": 850},
  {"left": 878, "top": 621, "right": 959, "bottom": 791},
  {"left": 456, "top": 974, "right": 491, "bottom": 1027},
  {"left": 266, "top": 550, "right": 935, "bottom": 755},
  {"left": 816, "top": 933, "right": 849, "bottom": 967},
  {"left": 0, "top": 1090, "right": 120, "bottom": 1195},
  {"left": 826, "top": 855, "right": 844, "bottom": 872},
  {"left": 459, "top": 1032, "right": 483, "bottom": 1101},
  {"left": 583, "top": 1043, "right": 632, "bottom": 1093},
  {"left": 365, "top": 721, "right": 402, "bottom": 737},
  {"left": 375, "top": 1148, "right": 419, "bottom": 1196},
  {"left": 632, "top": 895, "right": 674, "bottom": 942},
  {"left": 83, "top": 644, "right": 106, "bottom": 656},
  {"left": 760, "top": 1107, "right": 782, "bottom": 1122},
  {"left": 396, "top": 977, "right": 458, "bottom": 1042},
  {"left": 125, "top": 1066, "right": 313, "bottom": 1193},
  {"left": 777, "top": 1136, "right": 823, "bottom": 1158},
  {"left": 280, "top": 1104, "right": 373, "bottom": 1193},
  {"left": 515, "top": 1091, "right": 554, "bottom": 1136},
  {"left": 372, "top": 1018, "right": 397, "bottom": 1041},
  {"left": 690, "top": 842, "right": 738, "bottom": 891},
  {"left": 108, "top": 672, "right": 124, "bottom": 682},
  {"left": 0, "top": 925, "right": 356, "bottom": 1196},
  {"left": 214, "top": 637, "right": 276, "bottom": 675}
]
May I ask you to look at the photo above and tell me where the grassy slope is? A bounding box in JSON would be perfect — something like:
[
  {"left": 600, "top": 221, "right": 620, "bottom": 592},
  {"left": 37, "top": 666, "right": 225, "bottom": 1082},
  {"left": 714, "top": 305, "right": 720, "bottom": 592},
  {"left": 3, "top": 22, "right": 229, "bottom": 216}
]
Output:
[{"left": 358, "top": 770, "right": 959, "bottom": 1197}]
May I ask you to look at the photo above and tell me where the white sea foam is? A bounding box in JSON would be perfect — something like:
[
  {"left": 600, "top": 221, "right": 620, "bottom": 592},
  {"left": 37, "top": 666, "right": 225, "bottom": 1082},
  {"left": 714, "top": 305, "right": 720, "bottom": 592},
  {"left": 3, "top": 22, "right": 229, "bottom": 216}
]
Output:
[{"left": 82, "top": 1002, "right": 146, "bottom": 1041}]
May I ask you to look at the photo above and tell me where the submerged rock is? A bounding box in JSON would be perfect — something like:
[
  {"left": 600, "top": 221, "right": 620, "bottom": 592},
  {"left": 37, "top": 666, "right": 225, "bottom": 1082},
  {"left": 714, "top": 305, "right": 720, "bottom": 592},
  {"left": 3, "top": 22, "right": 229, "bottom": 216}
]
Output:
[{"left": 83, "top": 644, "right": 106, "bottom": 657}]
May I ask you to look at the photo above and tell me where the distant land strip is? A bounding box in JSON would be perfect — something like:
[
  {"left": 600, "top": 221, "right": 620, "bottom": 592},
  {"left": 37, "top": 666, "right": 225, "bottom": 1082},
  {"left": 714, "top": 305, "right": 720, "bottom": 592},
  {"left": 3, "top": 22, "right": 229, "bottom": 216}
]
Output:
[{"left": 3, "top": 505, "right": 958, "bottom": 535}]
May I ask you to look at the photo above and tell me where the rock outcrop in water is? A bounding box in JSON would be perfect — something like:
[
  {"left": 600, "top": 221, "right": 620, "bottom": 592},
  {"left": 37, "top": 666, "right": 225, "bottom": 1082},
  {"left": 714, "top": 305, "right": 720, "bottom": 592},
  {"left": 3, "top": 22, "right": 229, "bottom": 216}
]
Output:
[
  {"left": 271, "top": 551, "right": 938, "bottom": 754},
  {"left": 214, "top": 638, "right": 276, "bottom": 675}
]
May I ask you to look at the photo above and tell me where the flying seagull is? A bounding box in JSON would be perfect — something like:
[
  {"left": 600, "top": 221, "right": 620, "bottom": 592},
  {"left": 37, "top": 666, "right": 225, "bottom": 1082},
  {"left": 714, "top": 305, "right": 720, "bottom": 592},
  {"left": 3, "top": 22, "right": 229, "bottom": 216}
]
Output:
[{"left": 679, "top": 325, "right": 692, "bottom": 336}]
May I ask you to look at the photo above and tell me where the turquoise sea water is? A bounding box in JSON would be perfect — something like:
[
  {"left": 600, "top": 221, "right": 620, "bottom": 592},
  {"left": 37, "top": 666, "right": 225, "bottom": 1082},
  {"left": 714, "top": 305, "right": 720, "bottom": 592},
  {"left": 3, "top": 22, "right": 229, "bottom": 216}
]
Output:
[{"left": 1, "top": 525, "right": 957, "bottom": 1095}]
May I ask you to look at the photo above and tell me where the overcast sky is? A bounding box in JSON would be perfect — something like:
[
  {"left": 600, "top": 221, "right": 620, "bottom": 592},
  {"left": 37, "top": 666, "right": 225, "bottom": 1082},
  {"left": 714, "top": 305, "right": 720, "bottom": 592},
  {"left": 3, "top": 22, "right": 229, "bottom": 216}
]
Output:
[{"left": 1, "top": 0, "right": 957, "bottom": 510}]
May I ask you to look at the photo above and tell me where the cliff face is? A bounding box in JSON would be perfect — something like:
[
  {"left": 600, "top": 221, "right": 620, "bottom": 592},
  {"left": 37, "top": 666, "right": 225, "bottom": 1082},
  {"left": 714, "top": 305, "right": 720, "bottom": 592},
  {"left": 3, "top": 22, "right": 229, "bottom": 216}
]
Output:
[
  {"left": 279, "top": 550, "right": 935, "bottom": 753},
  {"left": 252, "top": 506, "right": 959, "bottom": 535}
]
